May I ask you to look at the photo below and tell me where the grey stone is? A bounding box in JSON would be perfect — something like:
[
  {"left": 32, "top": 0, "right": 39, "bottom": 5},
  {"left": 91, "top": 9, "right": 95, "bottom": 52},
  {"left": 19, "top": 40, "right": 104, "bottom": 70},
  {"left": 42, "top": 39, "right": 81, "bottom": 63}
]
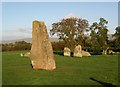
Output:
[{"left": 30, "top": 20, "right": 56, "bottom": 70}]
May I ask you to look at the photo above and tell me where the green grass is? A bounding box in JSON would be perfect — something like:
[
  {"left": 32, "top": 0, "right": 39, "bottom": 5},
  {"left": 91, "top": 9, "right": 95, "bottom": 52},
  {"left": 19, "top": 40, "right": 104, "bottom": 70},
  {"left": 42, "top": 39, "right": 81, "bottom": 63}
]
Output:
[{"left": 2, "top": 51, "right": 118, "bottom": 85}]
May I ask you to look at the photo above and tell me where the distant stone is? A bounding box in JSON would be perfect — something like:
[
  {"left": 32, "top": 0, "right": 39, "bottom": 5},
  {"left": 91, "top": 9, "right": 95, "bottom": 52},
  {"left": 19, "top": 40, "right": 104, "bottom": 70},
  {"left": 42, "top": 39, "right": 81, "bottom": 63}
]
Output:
[
  {"left": 108, "top": 50, "right": 115, "bottom": 55},
  {"left": 20, "top": 53, "right": 24, "bottom": 57},
  {"left": 64, "top": 47, "right": 71, "bottom": 56},
  {"left": 73, "top": 45, "right": 91, "bottom": 57},
  {"left": 74, "top": 45, "right": 82, "bottom": 57},
  {"left": 81, "top": 50, "right": 91, "bottom": 57},
  {"left": 24, "top": 52, "right": 30, "bottom": 57},
  {"left": 30, "top": 20, "right": 56, "bottom": 70}
]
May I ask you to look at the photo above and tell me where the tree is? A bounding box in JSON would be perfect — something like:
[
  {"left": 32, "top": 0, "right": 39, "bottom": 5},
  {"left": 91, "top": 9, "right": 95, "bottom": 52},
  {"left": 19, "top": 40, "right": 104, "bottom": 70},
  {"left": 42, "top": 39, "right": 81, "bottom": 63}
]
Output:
[
  {"left": 51, "top": 41, "right": 65, "bottom": 51},
  {"left": 90, "top": 29, "right": 101, "bottom": 55},
  {"left": 113, "top": 26, "right": 120, "bottom": 50},
  {"left": 50, "top": 17, "right": 89, "bottom": 52},
  {"left": 90, "top": 18, "right": 108, "bottom": 55}
]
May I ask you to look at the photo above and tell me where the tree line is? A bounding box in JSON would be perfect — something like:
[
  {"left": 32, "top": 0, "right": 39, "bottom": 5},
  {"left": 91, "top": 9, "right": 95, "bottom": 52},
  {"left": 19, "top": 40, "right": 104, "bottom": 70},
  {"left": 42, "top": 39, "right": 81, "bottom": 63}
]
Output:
[
  {"left": 50, "top": 17, "right": 120, "bottom": 55},
  {"left": 1, "top": 40, "right": 64, "bottom": 52},
  {"left": 1, "top": 17, "right": 120, "bottom": 55},
  {"left": 1, "top": 37, "right": 119, "bottom": 55},
  {"left": 1, "top": 41, "right": 31, "bottom": 51}
]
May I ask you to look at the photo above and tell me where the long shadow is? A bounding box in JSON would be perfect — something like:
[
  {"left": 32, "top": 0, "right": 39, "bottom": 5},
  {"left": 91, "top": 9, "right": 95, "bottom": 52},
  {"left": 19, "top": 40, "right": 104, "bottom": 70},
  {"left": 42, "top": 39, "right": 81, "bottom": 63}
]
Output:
[{"left": 89, "top": 77, "right": 116, "bottom": 87}]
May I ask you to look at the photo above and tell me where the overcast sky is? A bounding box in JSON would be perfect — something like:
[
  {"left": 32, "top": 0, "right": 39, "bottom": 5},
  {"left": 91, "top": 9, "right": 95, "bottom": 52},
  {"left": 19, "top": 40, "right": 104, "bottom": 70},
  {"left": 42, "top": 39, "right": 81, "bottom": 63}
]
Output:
[{"left": 1, "top": 1, "right": 118, "bottom": 40}]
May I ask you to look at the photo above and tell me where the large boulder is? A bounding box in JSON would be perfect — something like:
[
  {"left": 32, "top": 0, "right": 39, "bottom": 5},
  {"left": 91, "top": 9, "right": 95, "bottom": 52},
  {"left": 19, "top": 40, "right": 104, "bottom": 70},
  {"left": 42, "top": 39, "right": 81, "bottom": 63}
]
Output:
[
  {"left": 73, "top": 45, "right": 82, "bottom": 57},
  {"left": 64, "top": 47, "right": 71, "bottom": 56},
  {"left": 30, "top": 20, "right": 56, "bottom": 70}
]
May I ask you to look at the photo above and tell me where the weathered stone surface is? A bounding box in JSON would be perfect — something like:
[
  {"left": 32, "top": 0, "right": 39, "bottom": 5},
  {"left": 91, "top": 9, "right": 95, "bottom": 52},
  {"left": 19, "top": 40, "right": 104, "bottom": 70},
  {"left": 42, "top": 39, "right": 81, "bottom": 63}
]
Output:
[
  {"left": 81, "top": 50, "right": 91, "bottom": 57},
  {"left": 73, "top": 45, "right": 82, "bottom": 57},
  {"left": 64, "top": 47, "right": 71, "bottom": 56},
  {"left": 24, "top": 52, "right": 30, "bottom": 57},
  {"left": 30, "top": 20, "right": 56, "bottom": 70}
]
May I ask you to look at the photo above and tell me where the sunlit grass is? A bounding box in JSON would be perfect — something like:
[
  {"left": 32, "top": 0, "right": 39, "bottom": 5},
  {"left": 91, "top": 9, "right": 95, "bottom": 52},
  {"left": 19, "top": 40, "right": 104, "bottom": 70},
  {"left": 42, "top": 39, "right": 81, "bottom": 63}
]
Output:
[{"left": 2, "top": 51, "right": 118, "bottom": 85}]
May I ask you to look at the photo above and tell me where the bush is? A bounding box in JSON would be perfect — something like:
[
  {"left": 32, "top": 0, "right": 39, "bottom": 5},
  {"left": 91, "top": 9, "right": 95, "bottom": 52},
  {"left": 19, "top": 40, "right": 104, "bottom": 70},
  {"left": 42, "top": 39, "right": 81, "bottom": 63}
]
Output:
[
  {"left": 92, "top": 48, "right": 102, "bottom": 55},
  {"left": 51, "top": 41, "right": 65, "bottom": 51}
]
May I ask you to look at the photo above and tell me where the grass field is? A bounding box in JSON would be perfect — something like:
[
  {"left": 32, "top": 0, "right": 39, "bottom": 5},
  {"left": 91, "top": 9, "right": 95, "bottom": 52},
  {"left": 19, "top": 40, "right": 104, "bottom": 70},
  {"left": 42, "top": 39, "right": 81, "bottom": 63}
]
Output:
[{"left": 2, "top": 51, "right": 118, "bottom": 85}]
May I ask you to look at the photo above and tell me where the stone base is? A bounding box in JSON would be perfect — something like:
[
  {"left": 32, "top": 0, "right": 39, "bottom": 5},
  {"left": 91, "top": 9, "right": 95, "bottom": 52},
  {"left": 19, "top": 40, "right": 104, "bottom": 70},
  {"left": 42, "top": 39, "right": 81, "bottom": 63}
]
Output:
[
  {"left": 73, "top": 53, "right": 82, "bottom": 57},
  {"left": 33, "top": 65, "right": 56, "bottom": 70},
  {"left": 81, "top": 51, "right": 91, "bottom": 56},
  {"left": 64, "top": 53, "right": 70, "bottom": 56},
  {"left": 31, "top": 60, "right": 56, "bottom": 70}
]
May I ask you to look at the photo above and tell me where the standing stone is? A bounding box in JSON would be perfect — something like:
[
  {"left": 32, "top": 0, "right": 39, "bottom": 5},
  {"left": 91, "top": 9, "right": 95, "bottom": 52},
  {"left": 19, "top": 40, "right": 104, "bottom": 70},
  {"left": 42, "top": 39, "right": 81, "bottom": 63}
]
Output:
[
  {"left": 73, "top": 45, "right": 91, "bottom": 57},
  {"left": 30, "top": 20, "right": 56, "bottom": 70},
  {"left": 74, "top": 45, "right": 82, "bottom": 57},
  {"left": 64, "top": 47, "right": 71, "bottom": 56}
]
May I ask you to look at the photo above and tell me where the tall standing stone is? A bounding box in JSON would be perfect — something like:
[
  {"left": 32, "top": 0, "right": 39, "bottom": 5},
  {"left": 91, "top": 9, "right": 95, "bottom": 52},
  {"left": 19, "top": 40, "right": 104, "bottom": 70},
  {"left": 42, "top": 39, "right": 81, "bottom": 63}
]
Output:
[{"left": 30, "top": 20, "right": 56, "bottom": 70}]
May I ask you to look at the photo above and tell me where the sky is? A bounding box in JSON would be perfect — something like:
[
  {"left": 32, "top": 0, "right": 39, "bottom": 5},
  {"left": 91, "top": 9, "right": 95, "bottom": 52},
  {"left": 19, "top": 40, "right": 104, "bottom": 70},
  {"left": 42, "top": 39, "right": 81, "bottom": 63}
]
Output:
[
  {"left": 1, "top": 2, "right": 118, "bottom": 40},
  {"left": 1, "top": 0, "right": 119, "bottom": 2}
]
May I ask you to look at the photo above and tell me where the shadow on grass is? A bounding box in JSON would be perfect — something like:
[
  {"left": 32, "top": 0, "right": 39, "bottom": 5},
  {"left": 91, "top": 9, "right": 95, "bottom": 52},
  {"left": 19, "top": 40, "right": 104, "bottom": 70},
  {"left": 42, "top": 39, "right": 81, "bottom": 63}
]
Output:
[{"left": 89, "top": 77, "right": 116, "bottom": 87}]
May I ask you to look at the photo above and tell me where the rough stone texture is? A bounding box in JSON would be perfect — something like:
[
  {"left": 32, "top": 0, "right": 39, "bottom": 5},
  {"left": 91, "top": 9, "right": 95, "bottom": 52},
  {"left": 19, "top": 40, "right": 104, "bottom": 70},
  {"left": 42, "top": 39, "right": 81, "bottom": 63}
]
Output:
[
  {"left": 30, "top": 20, "right": 56, "bottom": 70},
  {"left": 64, "top": 47, "right": 71, "bottom": 56},
  {"left": 81, "top": 50, "right": 91, "bottom": 57},
  {"left": 73, "top": 45, "right": 82, "bottom": 57}
]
